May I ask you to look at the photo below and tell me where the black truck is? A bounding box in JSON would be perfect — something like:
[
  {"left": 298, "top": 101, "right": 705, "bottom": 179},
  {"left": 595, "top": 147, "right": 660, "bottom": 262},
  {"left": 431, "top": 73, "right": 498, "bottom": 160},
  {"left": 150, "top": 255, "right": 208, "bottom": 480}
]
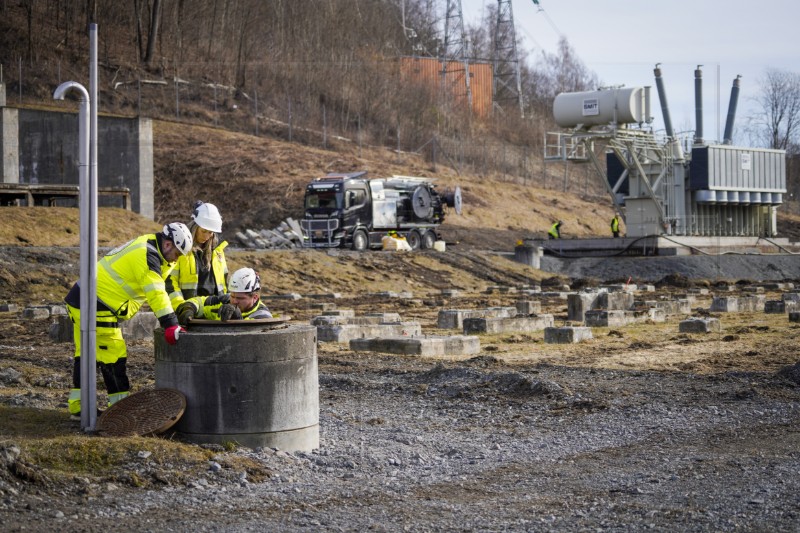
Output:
[{"left": 300, "top": 171, "right": 461, "bottom": 251}]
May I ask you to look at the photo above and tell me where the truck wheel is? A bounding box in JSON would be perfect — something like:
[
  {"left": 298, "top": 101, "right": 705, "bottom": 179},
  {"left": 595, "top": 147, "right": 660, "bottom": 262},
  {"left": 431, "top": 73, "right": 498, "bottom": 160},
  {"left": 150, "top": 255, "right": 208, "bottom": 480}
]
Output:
[
  {"left": 352, "top": 230, "right": 369, "bottom": 251},
  {"left": 407, "top": 230, "right": 422, "bottom": 250},
  {"left": 420, "top": 230, "right": 436, "bottom": 250}
]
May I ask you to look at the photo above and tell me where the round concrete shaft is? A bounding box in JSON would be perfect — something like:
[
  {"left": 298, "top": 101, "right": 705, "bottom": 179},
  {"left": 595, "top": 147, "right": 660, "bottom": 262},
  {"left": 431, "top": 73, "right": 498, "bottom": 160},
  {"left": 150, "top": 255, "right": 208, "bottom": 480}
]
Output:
[{"left": 154, "top": 324, "right": 319, "bottom": 452}]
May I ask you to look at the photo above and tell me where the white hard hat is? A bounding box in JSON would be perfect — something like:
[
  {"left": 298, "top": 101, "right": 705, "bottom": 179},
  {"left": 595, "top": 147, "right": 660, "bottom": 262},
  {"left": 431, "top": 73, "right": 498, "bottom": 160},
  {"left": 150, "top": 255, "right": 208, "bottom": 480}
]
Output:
[
  {"left": 191, "top": 201, "right": 223, "bottom": 233},
  {"left": 163, "top": 222, "right": 193, "bottom": 255},
  {"left": 228, "top": 268, "right": 261, "bottom": 293}
]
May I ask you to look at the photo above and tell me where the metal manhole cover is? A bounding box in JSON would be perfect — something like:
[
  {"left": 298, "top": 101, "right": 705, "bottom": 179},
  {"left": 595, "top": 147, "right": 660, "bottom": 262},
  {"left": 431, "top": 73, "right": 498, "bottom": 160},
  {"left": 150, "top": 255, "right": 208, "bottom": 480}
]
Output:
[{"left": 97, "top": 388, "right": 186, "bottom": 437}]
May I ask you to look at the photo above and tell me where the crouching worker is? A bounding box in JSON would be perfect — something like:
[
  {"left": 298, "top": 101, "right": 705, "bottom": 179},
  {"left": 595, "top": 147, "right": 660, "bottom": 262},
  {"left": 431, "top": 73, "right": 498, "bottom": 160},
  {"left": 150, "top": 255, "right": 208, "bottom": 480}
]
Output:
[
  {"left": 175, "top": 268, "right": 272, "bottom": 325},
  {"left": 64, "top": 223, "right": 193, "bottom": 418}
]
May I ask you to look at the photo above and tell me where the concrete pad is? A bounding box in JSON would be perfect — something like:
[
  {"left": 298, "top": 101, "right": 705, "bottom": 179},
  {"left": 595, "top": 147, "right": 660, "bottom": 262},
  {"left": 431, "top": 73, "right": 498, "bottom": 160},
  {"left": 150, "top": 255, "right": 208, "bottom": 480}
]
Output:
[
  {"left": 737, "top": 295, "right": 766, "bottom": 312},
  {"left": 544, "top": 326, "right": 593, "bottom": 344},
  {"left": 463, "top": 315, "right": 554, "bottom": 334},
  {"left": 436, "top": 307, "right": 516, "bottom": 329},
  {"left": 48, "top": 315, "right": 73, "bottom": 343},
  {"left": 679, "top": 317, "right": 721, "bottom": 333},
  {"left": 316, "top": 322, "right": 421, "bottom": 343},
  {"left": 22, "top": 306, "right": 50, "bottom": 319},
  {"left": 0, "top": 303, "right": 19, "bottom": 313},
  {"left": 584, "top": 310, "right": 630, "bottom": 328},
  {"left": 765, "top": 300, "right": 798, "bottom": 314},
  {"left": 710, "top": 297, "right": 738, "bottom": 313},
  {"left": 321, "top": 309, "right": 356, "bottom": 318},
  {"left": 349, "top": 335, "right": 480, "bottom": 357},
  {"left": 310, "top": 302, "right": 336, "bottom": 311},
  {"left": 271, "top": 293, "right": 303, "bottom": 300},
  {"left": 515, "top": 300, "right": 542, "bottom": 316}
]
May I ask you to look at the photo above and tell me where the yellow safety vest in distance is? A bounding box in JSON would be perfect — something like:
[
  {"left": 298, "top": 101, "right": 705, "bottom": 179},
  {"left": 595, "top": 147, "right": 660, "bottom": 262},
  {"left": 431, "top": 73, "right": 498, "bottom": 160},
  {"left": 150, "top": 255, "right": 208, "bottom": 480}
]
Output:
[
  {"left": 96, "top": 234, "right": 177, "bottom": 322},
  {"left": 192, "top": 296, "right": 273, "bottom": 320},
  {"left": 611, "top": 218, "right": 619, "bottom": 232},
  {"left": 548, "top": 223, "right": 560, "bottom": 238},
  {"left": 168, "top": 241, "right": 228, "bottom": 308}
]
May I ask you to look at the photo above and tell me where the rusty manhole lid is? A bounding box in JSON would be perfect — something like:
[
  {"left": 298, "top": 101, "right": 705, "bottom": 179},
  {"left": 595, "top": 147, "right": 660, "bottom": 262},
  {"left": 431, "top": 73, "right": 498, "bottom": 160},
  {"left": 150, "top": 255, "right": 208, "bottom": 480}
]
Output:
[
  {"left": 97, "top": 388, "right": 186, "bottom": 437},
  {"left": 187, "top": 316, "right": 292, "bottom": 329}
]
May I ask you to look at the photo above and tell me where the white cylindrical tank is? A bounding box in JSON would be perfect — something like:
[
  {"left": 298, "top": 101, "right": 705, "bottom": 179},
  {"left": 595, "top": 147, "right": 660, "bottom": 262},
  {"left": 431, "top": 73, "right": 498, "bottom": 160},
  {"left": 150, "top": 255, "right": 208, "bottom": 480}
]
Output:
[{"left": 553, "top": 87, "right": 651, "bottom": 128}]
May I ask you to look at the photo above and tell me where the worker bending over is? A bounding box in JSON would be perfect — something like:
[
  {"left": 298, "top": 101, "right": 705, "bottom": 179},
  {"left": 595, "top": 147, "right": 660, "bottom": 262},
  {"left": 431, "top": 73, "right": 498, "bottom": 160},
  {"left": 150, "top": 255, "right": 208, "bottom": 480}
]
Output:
[
  {"left": 548, "top": 220, "right": 563, "bottom": 239},
  {"left": 64, "top": 223, "right": 193, "bottom": 418}
]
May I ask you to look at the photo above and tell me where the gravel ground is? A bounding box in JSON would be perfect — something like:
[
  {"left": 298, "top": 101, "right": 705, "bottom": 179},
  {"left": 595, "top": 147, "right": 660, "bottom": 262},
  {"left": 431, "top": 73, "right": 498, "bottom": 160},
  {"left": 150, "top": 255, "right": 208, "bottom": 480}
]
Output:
[{"left": 3, "top": 353, "right": 799, "bottom": 532}]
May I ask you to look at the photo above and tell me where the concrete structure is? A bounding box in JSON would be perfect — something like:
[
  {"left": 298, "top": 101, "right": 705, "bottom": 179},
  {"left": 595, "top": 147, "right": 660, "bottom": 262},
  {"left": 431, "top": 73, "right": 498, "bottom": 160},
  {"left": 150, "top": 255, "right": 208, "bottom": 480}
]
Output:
[
  {"left": 567, "top": 291, "right": 634, "bottom": 322},
  {"left": 463, "top": 315, "right": 554, "bottom": 334},
  {"left": 0, "top": 105, "right": 154, "bottom": 218},
  {"left": 349, "top": 335, "right": 480, "bottom": 357},
  {"left": 710, "top": 297, "right": 738, "bottom": 313},
  {"left": 584, "top": 310, "right": 630, "bottom": 328},
  {"left": 544, "top": 327, "right": 593, "bottom": 344},
  {"left": 315, "top": 322, "right": 421, "bottom": 343},
  {"left": 515, "top": 300, "right": 542, "bottom": 316},
  {"left": 0, "top": 303, "right": 18, "bottom": 313},
  {"left": 679, "top": 317, "right": 721, "bottom": 333},
  {"left": 154, "top": 323, "right": 319, "bottom": 452},
  {"left": 437, "top": 307, "right": 516, "bottom": 329},
  {"left": 22, "top": 307, "right": 50, "bottom": 319}
]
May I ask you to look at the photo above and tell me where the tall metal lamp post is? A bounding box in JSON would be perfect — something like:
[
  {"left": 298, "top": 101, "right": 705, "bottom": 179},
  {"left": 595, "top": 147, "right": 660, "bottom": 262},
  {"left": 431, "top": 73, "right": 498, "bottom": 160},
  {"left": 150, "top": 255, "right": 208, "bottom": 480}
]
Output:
[{"left": 53, "top": 23, "right": 99, "bottom": 431}]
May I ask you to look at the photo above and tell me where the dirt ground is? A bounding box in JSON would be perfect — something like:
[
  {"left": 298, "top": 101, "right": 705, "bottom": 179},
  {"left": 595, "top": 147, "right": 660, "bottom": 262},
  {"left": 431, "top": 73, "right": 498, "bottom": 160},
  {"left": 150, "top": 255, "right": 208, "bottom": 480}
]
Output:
[{"left": 2, "top": 240, "right": 800, "bottom": 530}]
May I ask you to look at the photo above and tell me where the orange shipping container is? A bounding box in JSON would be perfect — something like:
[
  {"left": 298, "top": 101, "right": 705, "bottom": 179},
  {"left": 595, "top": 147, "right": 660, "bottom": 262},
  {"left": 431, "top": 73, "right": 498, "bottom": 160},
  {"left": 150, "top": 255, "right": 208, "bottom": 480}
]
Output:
[{"left": 399, "top": 56, "right": 493, "bottom": 119}]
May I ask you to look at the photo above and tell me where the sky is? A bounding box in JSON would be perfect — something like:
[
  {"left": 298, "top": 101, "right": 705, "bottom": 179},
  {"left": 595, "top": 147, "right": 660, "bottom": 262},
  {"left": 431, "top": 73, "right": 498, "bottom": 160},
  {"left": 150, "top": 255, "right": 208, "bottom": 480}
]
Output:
[{"left": 460, "top": 0, "right": 800, "bottom": 144}]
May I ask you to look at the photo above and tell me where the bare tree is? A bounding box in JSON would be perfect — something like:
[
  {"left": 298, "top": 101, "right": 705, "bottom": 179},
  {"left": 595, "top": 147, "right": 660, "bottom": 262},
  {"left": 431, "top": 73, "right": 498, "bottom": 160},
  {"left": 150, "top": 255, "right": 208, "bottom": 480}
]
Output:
[
  {"left": 752, "top": 68, "right": 800, "bottom": 150},
  {"left": 143, "top": 0, "right": 162, "bottom": 64}
]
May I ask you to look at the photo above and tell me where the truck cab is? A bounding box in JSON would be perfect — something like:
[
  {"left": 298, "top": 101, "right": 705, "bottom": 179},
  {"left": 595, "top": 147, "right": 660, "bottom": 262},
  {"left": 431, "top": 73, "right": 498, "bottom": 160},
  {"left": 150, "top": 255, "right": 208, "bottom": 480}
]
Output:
[{"left": 301, "top": 172, "right": 371, "bottom": 248}]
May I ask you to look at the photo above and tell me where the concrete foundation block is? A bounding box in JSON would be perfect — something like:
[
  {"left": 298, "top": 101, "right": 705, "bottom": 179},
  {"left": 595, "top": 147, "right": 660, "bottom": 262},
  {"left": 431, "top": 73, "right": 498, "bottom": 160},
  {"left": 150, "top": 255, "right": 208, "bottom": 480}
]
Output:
[
  {"left": 349, "top": 335, "right": 480, "bottom": 357},
  {"left": 321, "top": 309, "right": 355, "bottom": 318},
  {"left": 596, "top": 292, "right": 634, "bottom": 311},
  {"left": 789, "top": 312, "right": 800, "bottom": 323},
  {"left": 436, "top": 307, "right": 516, "bottom": 329},
  {"left": 543, "top": 326, "right": 593, "bottom": 344},
  {"left": 742, "top": 286, "right": 765, "bottom": 294},
  {"left": 642, "top": 285, "right": 655, "bottom": 292},
  {"left": 0, "top": 303, "right": 19, "bottom": 313},
  {"left": 645, "top": 308, "right": 667, "bottom": 323},
  {"left": 46, "top": 305, "right": 67, "bottom": 316},
  {"left": 305, "top": 293, "right": 341, "bottom": 299},
  {"left": 464, "top": 315, "right": 554, "bottom": 334},
  {"left": 440, "top": 289, "right": 461, "bottom": 298},
  {"left": 679, "top": 317, "right": 721, "bottom": 333},
  {"left": 316, "top": 322, "right": 421, "bottom": 343},
  {"left": 310, "top": 302, "right": 336, "bottom": 311},
  {"left": 271, "top": 293, "right": 303, "bottom": 300},
  {"left": 48, "top": 315, "right": 74, "bottom": 343},
  {"left": 737, "top": 295, "right": 766, "bottom": 313},
  {"left": 22, "top": 306, "right": 50, "bottom": 319},
  {"left": 584, "top": 310, "right": 630, "bottom": 328},
  {"left": 764, "top": 300, "right": 792, "bottom": 314},
  {"left": 121, "top": 311, "right": 160, "bottom": 340},
  {"left": 515, "top": 300, "right": 542, "bottom": 316},
  {"left": 710, "top": 297, "right": 738, "bottom": 313},
  {"left": 688, "top": 288, "right": 709, "bottom": 295},
  {"left": 567, "top": 293, "right": 597, "bottom": 322}
]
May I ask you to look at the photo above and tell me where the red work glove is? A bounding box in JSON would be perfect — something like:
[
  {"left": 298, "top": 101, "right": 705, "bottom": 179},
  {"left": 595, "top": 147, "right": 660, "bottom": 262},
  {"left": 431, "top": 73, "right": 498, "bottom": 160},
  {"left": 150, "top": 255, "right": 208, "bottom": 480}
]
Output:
[{"left": 164, "top": 325, "right": 186, "bottom": 345}]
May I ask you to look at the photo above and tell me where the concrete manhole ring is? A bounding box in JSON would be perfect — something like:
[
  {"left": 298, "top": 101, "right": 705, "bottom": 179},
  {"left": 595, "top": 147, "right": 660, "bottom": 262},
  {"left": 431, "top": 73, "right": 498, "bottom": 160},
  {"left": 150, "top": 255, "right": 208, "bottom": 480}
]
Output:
[{"left": 97, "top": 388, "right": 186, "bottom": 437}]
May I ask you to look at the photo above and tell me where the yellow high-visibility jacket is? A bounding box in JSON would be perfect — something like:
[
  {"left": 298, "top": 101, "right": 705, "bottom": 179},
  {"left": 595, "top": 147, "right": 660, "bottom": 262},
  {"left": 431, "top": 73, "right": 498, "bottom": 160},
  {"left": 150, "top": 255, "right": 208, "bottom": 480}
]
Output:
[
  {"left": 167, "top": 241, "right": 228, "bottom": 309},
  {"left": 96, "top": 233, "right": 179, "bottom": 327},
  {"left": 189, "top": 295, "right": 273, "bottom": 320}
]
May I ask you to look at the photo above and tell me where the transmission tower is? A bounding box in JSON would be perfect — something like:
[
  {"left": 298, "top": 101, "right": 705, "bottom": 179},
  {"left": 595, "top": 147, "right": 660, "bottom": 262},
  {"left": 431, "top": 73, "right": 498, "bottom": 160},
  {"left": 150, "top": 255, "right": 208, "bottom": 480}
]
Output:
[
  {"left": 440, "top": 0, "right": 472, "bottom": 111},
  {"left": 492, "top": 0, "right": 523, "bottom": 117}
]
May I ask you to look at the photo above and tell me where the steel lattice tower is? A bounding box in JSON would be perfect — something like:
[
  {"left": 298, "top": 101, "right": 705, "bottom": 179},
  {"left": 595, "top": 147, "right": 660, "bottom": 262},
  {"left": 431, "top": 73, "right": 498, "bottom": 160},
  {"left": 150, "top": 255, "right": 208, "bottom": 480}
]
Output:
[
  {"left": 440, "top": 0, "right": 472, "bottom": 111},
  {"left": 492, "top": 0, "right": 523, "bottom": 117}
]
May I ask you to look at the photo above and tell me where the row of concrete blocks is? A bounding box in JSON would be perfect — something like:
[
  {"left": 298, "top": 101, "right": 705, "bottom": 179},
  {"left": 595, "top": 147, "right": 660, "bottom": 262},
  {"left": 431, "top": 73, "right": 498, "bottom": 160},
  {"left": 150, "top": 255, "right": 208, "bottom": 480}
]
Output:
[
  {"left": 1, "top": 303, "right": 67, "bottom": 319},
  {"left": 348, "top": 326, "right": 598, "bottom": 357},
  {"left": 709, "top": 295, "right": 767, "bottom": 313}
]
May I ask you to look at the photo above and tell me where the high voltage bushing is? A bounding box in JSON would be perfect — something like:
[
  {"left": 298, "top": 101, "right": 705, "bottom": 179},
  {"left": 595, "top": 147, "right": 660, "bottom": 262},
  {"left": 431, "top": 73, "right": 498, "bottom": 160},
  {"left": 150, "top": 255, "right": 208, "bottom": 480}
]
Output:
[{"left": 154, "top": 323, "right": 319, "bottom": 452}]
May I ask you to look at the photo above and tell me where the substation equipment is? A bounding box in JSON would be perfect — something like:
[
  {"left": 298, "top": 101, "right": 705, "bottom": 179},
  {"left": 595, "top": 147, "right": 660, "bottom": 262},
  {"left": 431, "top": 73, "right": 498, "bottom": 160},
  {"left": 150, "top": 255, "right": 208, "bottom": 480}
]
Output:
[{"left": 545, "top": 65, "right": 787, "bottom": 239}]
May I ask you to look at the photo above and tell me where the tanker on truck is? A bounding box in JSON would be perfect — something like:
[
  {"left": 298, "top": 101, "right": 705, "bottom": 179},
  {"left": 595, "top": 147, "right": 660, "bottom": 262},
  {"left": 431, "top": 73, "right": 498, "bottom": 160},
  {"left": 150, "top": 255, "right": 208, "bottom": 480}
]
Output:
[{"left": 300, "top": 171, "right": 462, "bottom": 251}]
